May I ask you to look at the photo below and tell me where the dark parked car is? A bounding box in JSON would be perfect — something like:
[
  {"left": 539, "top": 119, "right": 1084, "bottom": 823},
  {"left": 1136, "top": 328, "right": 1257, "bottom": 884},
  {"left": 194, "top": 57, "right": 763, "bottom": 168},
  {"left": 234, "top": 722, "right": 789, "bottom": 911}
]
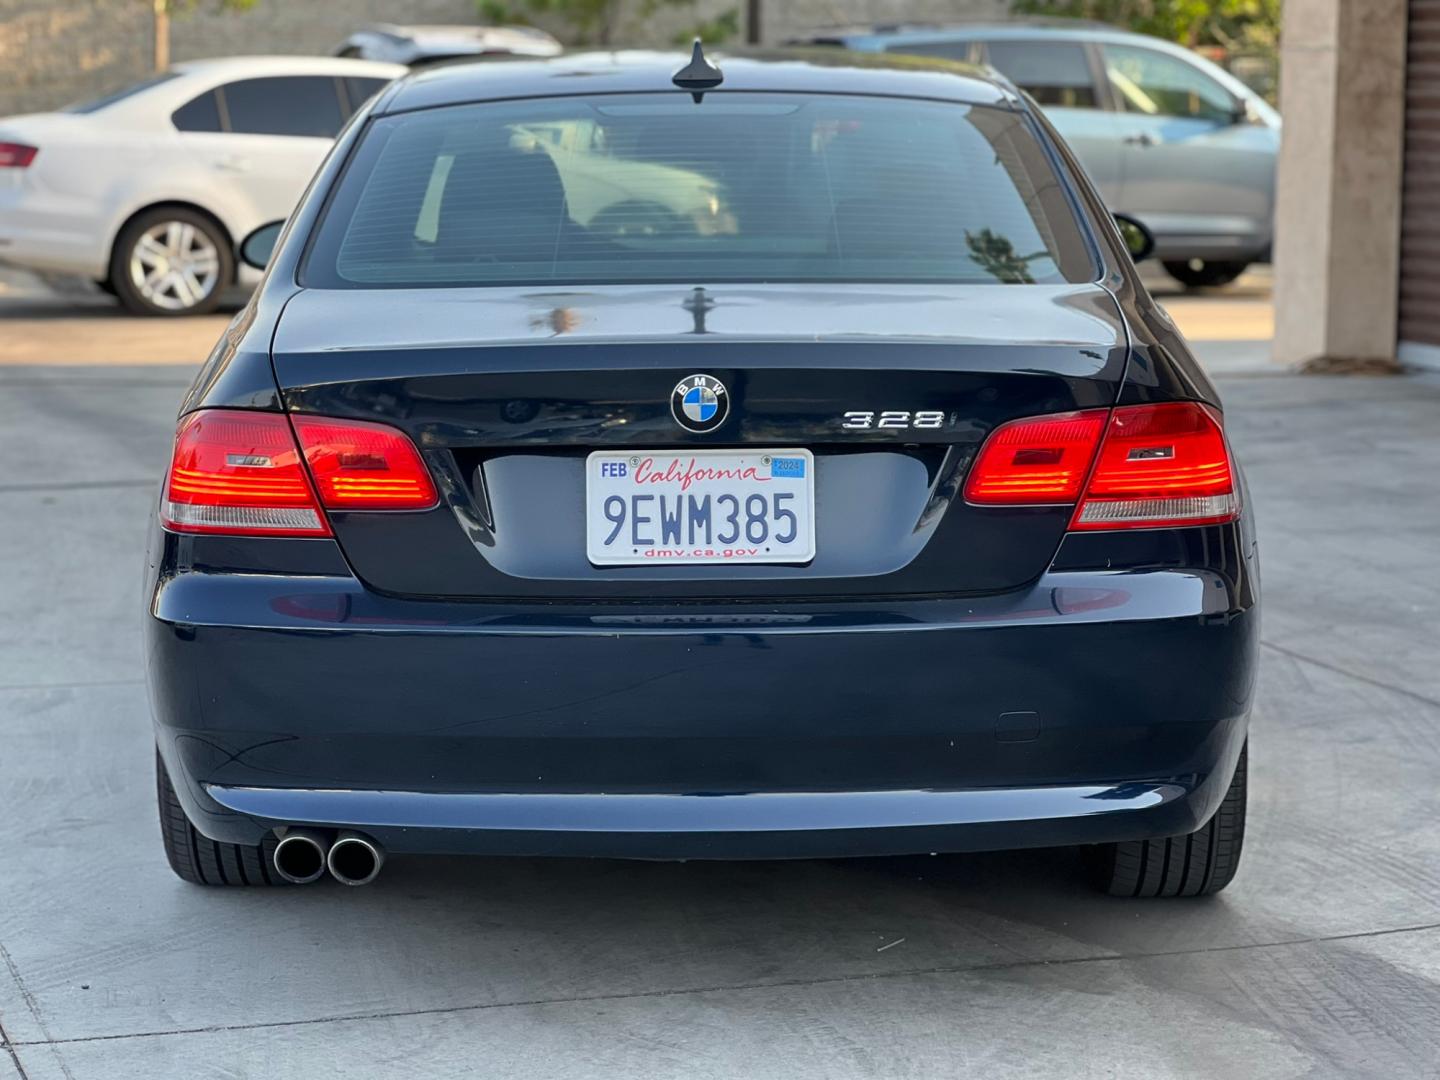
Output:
[
  {"left": 147, "top": 46, "right": 1257, "bottom": 897},
  {"left": 793, "top": 21, "right": 1281, "bottom": 289}
]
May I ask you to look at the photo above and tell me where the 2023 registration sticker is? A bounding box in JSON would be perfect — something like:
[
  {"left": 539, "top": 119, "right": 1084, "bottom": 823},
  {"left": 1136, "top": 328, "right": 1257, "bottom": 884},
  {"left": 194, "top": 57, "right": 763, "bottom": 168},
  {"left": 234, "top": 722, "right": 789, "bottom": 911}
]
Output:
[{"left": 585, "top": 449, "right": 816, "bottom": 565}]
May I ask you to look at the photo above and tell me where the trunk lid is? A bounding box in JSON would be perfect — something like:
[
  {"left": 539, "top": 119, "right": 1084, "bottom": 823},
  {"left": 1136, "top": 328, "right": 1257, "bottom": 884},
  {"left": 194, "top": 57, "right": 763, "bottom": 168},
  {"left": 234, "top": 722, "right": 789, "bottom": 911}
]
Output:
[{"left": 272, "top": 282, "right": 1129, "bottom": 599}]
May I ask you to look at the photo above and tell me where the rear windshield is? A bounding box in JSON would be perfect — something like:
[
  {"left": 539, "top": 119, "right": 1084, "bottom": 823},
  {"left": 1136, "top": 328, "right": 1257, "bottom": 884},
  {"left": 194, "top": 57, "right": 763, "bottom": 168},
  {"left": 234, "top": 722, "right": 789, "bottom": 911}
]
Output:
[
  {"left": 64, "top": 73, "right": 180, "bottom": 114},
  {"left": 304, "top": 92, "right": 1095, "bottom": 288}
]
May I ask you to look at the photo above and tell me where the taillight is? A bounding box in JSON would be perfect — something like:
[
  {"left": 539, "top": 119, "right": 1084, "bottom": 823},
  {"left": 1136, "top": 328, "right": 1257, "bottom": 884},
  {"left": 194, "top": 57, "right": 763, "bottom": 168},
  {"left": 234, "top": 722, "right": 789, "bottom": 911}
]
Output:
[
  {"left": 291, "top": 415, "right": 438, "bottom": 511},
  {"left": 0, "top": 143, "right": 38, "bottom": 168},
  {"left": 965, "top": 401, "right": 1238, "bottom": 530},
  {"left": 161, "top": 410, "right": 437, "bottom": 537},
  {"left": 1072, "top": 403, "right": 1237, "bottom": 530},
  {"left": 964, "top": 410, "right": 1108, "bottom": 504},
  {"left": 162, "top": 410, "right": 329, "bottom": 537}
]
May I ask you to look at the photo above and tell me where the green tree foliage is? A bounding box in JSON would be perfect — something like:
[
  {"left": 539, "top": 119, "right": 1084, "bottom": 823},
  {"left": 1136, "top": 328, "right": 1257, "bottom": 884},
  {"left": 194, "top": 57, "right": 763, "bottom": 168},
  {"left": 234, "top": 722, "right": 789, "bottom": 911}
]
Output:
[
  {"left": 680, "top": 7, "right": 739, "bottom": 45},
  {"left": 965, "top": 229, "right": 1044, "bottom": 284},
  {"left": 480, "top": 0, "right": 739, "bottom": 47},
  {"left": 1010, "top": 0, "right": 1280, "bottom": 51}
]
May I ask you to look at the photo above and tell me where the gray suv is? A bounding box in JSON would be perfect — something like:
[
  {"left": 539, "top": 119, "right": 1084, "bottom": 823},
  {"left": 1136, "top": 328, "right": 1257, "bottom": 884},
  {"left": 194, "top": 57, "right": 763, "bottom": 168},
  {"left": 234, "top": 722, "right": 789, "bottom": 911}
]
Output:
[{"left": 796, "top": 21, "right": 1281, "bottom": 288}]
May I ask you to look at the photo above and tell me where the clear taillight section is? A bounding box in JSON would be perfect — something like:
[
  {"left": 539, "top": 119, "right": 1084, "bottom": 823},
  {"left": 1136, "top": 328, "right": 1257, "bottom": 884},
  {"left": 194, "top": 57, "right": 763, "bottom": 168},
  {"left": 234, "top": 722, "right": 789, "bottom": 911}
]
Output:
[
  {"left": 1071, "top": 403, "right": 1237, "bottom": 530},
  {"left": 965, "top": 402, "right": 1238, "bottom": 531},
  {"left": 163, "top": 410, "right": 329, "bottom": 536},
  {"left": 291, "top": 415, "right": 438, "bottom": 511},
  {"left": 161, "top": 410, "right": 437, "bottom": 537},
  {"left": 0, "top": 143, "right": 37, "bottom": 168}
]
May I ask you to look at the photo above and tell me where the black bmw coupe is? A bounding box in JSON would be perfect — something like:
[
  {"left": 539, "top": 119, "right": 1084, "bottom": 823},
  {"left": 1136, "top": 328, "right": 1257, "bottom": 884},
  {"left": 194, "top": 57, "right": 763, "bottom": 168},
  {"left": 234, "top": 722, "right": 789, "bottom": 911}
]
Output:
[{"left": 147, "top": 46, "right": 1256, "bottom": 896}]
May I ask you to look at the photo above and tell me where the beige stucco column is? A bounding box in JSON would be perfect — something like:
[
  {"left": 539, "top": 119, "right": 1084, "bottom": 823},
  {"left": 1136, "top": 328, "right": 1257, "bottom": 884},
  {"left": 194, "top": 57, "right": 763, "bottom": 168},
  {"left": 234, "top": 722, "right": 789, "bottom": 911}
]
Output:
[{"left": 1272, "top": 0, "right": 1410, "bottom": 370}]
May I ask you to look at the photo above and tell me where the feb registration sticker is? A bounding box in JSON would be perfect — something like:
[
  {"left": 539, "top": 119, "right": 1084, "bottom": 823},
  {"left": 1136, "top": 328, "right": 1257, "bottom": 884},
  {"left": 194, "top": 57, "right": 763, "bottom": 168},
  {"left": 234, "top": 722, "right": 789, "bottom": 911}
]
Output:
[{"left": 585, "top": 449, "right": 816, "bottom": 566}]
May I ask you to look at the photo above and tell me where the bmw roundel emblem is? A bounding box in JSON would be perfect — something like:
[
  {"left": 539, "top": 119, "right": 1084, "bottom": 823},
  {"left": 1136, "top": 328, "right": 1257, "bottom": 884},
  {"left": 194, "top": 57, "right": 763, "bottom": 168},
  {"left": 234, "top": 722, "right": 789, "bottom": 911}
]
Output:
[{"left": 670, "top": 374, "right": 729, "bottom": 433}]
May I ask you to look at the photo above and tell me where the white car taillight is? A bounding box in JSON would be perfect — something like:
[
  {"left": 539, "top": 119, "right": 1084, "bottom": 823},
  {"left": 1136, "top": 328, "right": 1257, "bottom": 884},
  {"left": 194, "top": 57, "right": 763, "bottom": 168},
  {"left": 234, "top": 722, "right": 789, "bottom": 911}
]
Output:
[{"left": 0, "top": 143, "right": 38, "bottom": 168}]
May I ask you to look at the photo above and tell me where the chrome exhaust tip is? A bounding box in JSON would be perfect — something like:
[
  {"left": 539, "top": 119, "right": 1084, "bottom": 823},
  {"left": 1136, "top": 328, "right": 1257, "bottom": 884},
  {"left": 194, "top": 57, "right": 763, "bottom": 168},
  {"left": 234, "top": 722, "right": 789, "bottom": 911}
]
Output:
[
  {"left": 272, "top": 828, "right": 330, "bottom": 884},
  {"left": 326, "top": 831, "right": 384, "bottom": 886}
]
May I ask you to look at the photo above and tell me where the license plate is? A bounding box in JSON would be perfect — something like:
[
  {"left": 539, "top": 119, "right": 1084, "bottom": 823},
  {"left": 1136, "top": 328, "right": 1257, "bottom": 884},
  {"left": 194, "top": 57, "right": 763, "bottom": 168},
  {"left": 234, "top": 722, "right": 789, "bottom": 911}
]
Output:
[{"left": 586, "top": 449, "right": 815, "bottom": 565}]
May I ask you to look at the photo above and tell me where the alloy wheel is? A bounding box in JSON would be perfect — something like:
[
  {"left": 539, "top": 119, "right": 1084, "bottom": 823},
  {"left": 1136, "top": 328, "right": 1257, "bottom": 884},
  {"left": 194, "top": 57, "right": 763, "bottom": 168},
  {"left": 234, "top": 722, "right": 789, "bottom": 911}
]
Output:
[{"left": 128, "top": 220, "right": 222, "bottom": 312}]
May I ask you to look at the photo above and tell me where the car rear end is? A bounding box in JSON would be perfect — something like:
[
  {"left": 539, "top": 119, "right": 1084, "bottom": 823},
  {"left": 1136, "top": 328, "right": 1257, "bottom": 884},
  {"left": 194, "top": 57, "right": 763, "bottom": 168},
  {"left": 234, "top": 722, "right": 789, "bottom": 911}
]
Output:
[
  {"left": 0, "top": 110, "right": 129, "bottom": 279},
  {"left": 146, "top": 55, "right": 1257, "bottom": 888}
]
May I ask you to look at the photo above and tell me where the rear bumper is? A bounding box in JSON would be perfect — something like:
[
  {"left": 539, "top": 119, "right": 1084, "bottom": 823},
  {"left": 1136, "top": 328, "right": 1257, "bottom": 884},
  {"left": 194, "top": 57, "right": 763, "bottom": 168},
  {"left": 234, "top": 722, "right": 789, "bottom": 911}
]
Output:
[
  {"left": 202, "top": 777, "right": 1229, "bottom": 860},
  {"left": 148, "top": 530, "right": 1258, "bottom": 858}
]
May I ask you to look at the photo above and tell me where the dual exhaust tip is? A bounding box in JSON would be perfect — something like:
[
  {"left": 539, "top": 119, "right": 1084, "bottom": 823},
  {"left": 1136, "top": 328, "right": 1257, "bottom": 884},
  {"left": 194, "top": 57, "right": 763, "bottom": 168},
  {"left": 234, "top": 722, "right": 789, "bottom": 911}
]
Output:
[{"left": 272, "top": 828, "right": 383, "bottom": 886}]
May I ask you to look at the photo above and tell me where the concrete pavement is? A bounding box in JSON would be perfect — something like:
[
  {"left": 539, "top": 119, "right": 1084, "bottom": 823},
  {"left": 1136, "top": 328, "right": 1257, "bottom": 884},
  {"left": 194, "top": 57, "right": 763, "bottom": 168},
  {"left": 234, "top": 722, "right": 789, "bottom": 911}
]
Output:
[
  {"left": 1145, "top": 265, "right": 1278, "bottom": 375},
  {"left": 3, "top": 290, "right": 1440, "bottom": 1077},
  {"left": 0, "top": 272, "right": 232, "bottom": 366}
]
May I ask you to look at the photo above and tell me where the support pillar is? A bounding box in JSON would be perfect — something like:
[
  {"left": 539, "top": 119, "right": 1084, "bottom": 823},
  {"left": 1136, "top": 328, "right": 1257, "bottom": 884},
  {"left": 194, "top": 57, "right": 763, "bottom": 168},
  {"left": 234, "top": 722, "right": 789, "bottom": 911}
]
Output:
[{"left": 1272, "top": 0, "right": 1409, "bottom": 371}]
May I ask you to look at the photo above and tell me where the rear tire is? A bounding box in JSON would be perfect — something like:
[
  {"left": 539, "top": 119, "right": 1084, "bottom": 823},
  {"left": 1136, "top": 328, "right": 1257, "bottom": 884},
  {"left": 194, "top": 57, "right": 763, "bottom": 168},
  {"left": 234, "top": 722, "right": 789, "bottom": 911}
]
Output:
[
  {"left": 1163, "top": 258, "right": 1248, "bottom": 289},
  {"left": 111, "top": 207, "right": 232, "bottom": 316},
  {"left": 1090, "top": 743, "right": 1247, "bottom": 897},
  {"left": 156, "top": 748, "right": 287, "bottom": 886}
]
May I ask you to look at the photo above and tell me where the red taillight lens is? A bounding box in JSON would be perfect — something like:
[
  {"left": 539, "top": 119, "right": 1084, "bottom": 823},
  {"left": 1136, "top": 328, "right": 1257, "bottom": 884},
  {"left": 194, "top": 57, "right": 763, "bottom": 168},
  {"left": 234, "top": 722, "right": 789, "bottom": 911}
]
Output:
[
  {"left": 162, "top": 411, "right": 437, "bottom": 536},
  {"left": 163, "top": 410, "right": 329, "bottom": 536},
  {"left": 964, "top": 402, "right": 1239, "bottom": 531},
  {"left": 291, "top": 415, "right": 438, "bottom": 511},
  {"left": 963, "top": 409, "right": 1108, "bottom": 504},
  {"left": 1072, "top": 402, "right": 1237, "bottom": 530},
  {"left": 0, "top": 143, "right": 38, "bottom": 168}
]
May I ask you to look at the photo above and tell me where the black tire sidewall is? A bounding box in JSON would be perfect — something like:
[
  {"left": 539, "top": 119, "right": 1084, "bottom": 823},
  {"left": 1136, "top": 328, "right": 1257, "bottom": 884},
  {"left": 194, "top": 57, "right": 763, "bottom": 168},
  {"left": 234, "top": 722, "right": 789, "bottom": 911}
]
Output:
[
  {"left": 1088, "top": 741, "right": 1248, "bottom": 897},
  {"left": 110, "top": 208, "right": 234, "bottom": 317},
  {"left": 155, "top": 746, "right": 286, "bottom": 886},
  {"left": 1162, "top": 259, "right": 1248, "bottom": 290}
]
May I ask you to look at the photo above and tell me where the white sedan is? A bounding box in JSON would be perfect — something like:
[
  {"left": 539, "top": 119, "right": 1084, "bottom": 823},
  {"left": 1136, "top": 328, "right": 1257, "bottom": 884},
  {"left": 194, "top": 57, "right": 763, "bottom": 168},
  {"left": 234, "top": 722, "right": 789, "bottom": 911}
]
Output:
[{"left": 0, "top": 55, "right": 403, "bottom": 315}]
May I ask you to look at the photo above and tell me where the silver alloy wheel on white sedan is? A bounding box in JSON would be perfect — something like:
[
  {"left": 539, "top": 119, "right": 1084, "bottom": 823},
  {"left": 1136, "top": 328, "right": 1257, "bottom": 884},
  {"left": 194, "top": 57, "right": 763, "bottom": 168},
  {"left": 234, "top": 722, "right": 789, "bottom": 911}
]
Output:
[{"left": 128, "top": 220, "right": 222, "bottom": 312}]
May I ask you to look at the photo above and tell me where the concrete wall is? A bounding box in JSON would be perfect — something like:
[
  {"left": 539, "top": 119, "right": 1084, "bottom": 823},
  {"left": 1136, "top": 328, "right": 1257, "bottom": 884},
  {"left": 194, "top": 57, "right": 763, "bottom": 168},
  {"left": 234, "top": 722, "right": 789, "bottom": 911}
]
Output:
[
  {"left": 0, "top": 0, "right": 478, "bottom": 115},
  {"left": 0, "top": 0, "right": 1005, "bottom": 116}
]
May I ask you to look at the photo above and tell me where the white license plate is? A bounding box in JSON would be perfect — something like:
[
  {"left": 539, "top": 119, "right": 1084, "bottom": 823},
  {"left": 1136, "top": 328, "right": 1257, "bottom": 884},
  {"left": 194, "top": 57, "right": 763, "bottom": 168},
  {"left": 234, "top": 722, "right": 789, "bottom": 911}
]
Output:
[{"left": 586, "top": 449, "right": 815, "bottom": 566}]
